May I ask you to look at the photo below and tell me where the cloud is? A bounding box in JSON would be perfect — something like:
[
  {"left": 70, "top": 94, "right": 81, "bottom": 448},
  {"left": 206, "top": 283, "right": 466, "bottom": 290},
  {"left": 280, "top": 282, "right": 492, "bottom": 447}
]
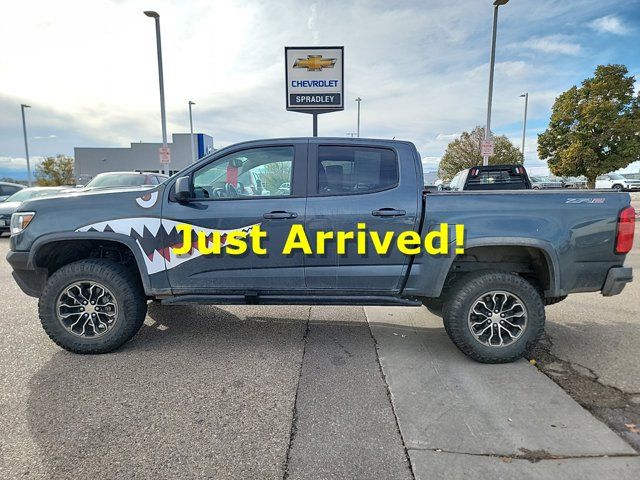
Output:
[
  {"left": 2, "top": 0, "right": 635, "bottom": 173},
  {"left": 436, "top": 133, "right": 460, "bottom": 142},
  {"left": 524, "top": 35, "right": 582, "bottom": 56},
  {"left": 589, "top": 15, "right": 630, "bottom": 35},
  {"left": 0, "top": 155, "right": 44, "bottom": 181}
]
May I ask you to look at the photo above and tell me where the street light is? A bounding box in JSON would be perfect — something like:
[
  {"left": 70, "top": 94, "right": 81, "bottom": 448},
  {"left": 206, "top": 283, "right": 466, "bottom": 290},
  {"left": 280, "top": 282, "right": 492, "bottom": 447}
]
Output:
[
  {"left": 520, "top": 92, "right": 529, "bottom": 158},
  {"left": 20, "top": 104, "right": 32, "bottom": 186},
  {"left": 188, "top": 101, "right": 196, "bottom": 163},
  {"left": 355, "top": 97, "right": 362, "bottom": 138},
  {"left": 144, "top": 10, "right": 169, "bottom": 175},
  {"left": 483, "top": 0, "right": 510, "bottom": 166}
]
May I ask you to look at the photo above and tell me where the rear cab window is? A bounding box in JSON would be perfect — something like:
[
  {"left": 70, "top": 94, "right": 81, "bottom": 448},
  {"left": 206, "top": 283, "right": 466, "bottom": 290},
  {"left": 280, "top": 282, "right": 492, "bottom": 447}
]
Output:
[{"left": 464, "top": 166, "right": 530, "bottom": 190}]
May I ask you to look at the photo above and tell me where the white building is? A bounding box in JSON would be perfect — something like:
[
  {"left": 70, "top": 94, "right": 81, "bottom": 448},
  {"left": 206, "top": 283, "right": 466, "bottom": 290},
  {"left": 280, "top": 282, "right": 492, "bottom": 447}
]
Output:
[{"left": 74, "top": 133, "right": 214, "bottom": 184}]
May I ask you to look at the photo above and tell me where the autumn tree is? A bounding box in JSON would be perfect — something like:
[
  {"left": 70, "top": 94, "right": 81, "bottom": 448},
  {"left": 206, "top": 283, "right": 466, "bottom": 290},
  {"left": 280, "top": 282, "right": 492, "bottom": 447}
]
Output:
[
  {"left": 437, "top": 126, "right": 523, "bottom": 180},
  {"left": 538, "top": 64, "right": 640, "bottom": 187},
  {"left": 35, "top": 155, "right": 75, "bottom": 186}
]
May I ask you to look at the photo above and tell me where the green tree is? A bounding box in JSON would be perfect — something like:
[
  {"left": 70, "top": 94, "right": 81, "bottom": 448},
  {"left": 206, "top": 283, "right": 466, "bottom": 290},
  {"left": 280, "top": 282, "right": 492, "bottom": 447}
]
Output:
[
  {"left": 538, "top": 64, "right": 640, "bottom": 187},
  {"left": 35, "top": 155, "right": 75, "bottom": 186},
  {"left": 437, "top": 126, "right": 523, "bottom": 181}
]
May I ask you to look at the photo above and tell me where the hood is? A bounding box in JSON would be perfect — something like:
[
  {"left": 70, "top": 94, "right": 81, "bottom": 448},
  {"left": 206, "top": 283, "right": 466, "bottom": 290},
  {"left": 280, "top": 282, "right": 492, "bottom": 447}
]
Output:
[
  {"left": 11, "top": 185, "right": 166, "bottom": 252},
  {"left": 0, "top": 201, "right": 21, "bottom": 215}
]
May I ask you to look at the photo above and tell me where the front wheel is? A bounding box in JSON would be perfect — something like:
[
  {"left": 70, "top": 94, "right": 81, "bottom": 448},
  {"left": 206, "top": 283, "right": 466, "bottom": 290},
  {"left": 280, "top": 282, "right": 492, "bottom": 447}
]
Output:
[
  {"left": 612, "top": 184, "right": 624, "bottom": 192},
  {"left": 38, "top": 259, "right": 147, "bottom": 354},
  {"left": 442, "top": 271, "right": 545, "bottom": 363}
]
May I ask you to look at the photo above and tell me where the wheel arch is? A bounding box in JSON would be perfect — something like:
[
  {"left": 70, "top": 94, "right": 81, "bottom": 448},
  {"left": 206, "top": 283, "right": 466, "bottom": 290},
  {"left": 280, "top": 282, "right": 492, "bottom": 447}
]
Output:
[
  {"left": 435, "top": 238, "right": 561, "bottom": 298},
  {"left": 28, "top": 232, "right": 154, "bottom": 296}
]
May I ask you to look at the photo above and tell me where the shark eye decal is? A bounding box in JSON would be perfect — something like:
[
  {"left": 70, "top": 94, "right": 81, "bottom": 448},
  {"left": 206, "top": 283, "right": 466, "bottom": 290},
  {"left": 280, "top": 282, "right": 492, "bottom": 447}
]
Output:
[{"left": 136, "top": 191, "right": 159, "bottom": 209}]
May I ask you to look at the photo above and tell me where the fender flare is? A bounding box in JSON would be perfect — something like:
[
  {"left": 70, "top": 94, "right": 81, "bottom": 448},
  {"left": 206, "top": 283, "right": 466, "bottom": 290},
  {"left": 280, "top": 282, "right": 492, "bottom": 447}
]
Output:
[
  {"left": 434, "top": 237, "right": 562, "bottom": 297},
  {"left": 28, "top": 231, "right": 155, "bottom": 296}
]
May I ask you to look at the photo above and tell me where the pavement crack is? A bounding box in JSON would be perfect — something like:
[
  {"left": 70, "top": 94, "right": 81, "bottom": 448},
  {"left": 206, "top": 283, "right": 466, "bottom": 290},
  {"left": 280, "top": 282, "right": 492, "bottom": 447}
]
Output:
[
  {"left": 407, "top": 447, "right": 639, "bottom": 463},
  {"left": 282, "top": 306, "right": 311, "bottom": 480},
  {"left": 365, "top": 307, "right": 416, "bottom": 480},
  {"left": 529, "top": 333, "right": 640, "bottom": 453}
]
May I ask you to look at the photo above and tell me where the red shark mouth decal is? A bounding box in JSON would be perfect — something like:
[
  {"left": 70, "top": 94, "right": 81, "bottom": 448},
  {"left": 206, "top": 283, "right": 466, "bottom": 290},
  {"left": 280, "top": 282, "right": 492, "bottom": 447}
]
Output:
[{"left": 76, "top": 217, "right": 258, "bottom": 274}]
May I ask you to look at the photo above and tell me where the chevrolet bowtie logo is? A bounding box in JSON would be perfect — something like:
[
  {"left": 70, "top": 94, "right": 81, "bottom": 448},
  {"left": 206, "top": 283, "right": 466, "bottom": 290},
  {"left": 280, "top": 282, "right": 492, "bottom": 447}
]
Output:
[{"left": 293, "top": 55, "right": 337, "bottom": 71}]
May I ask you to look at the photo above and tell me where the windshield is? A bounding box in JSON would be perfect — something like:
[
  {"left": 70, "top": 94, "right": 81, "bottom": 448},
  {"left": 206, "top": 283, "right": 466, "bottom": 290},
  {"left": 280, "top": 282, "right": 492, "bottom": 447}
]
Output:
[
  {"left": 85, "top": 173, "right": 146, "bottom": 188},
  {"left": 4, "top": 189, "right": 61, "bottom": 202},
  {"left": 5, "top": 189, "right": 36, "bottom": 202},
  {"left": 608, "top": 173, "right": 625, "bottom": 180}
]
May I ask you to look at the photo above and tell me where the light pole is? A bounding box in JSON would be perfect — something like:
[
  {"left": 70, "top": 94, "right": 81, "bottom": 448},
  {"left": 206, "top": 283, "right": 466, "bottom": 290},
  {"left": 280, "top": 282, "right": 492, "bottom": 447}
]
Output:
[
  {"left": 483, "top": 0, "right": 509, "bottom": 166},
  {"left": 20, "top": 104, "right": 32, "bottom": 186},
  {"left": 144, "top": 10, "right": 169, "bottom": 175},
  {"left": 355, "top": 97, "right": 362, "bottom": 138},
  {"left": 520, "top": 92, "right": 529, "bottom": 158},
  {"left": 188, "top": 100, "right": 196, "bottom": 163}
]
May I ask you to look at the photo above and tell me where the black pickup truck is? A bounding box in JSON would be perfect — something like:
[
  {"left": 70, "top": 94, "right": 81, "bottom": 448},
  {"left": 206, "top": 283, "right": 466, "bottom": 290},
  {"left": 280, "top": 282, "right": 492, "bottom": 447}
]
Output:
[{"left": 6, "top": 138, "right": 635, "bottom": 362}]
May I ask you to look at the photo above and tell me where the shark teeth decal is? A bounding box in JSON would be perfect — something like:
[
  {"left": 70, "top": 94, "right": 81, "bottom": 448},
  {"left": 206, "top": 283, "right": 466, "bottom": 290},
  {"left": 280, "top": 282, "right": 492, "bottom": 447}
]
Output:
[{"left": 76, "top": 217, "right": 258, "bottom": 275}]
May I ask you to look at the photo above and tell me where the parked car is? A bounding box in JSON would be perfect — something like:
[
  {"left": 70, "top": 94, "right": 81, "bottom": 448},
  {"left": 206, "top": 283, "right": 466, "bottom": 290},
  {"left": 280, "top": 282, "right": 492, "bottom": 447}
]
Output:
[
  {"left": 561, "top": 176, "right": 588, "bottom": 189},
  {"left": 0, "top": 187, "right": 66, "bottom": 234},
  {"left": 7, "top": 138, "right": 634, "bottom": 364},
  {"left": 530, "top": 176, "right": 564, "bottom": 189},
  {"left": 449, "top": 164, "right": 531, "bottom": 191},
  {"left": 0, "top": 181, "right": 25, "bottom": 202},
  {"left": 278, "top": 182, "right": 291, "bottom": 195},
  {"left": 71, "top": 172, "right": 169, "bottom": 192},
  {"left": 595, "top": 173, "right": 640, "bottom": 191}
]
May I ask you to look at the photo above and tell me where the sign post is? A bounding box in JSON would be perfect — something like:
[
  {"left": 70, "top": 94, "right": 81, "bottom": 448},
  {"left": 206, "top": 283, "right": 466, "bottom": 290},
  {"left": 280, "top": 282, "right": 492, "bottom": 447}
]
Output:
[{"left": 285, "top": 46, "right": 344, "bottom": 136}]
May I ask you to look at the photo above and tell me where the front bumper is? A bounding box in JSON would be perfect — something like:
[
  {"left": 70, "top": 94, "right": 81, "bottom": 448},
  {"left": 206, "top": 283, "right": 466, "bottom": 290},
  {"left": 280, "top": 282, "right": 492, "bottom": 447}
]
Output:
[
  {"left": 6, "top": 250, "right": 45, "bottom": 297},
  {"left": 601, "top": 267, "right": 633, "bottom": 296}
]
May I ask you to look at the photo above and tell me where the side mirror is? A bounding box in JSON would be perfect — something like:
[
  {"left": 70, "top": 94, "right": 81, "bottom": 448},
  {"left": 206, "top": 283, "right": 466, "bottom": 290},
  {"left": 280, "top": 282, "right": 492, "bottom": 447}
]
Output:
[{"left": 174, "top": 176, "right": 191, "bottom": 202}]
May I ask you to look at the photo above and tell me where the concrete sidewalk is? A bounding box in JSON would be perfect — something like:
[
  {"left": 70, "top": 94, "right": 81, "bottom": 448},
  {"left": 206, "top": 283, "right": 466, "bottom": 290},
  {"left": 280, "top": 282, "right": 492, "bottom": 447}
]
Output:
[{"left": 366, "top": 306, "right": 640, "bottom": 480}]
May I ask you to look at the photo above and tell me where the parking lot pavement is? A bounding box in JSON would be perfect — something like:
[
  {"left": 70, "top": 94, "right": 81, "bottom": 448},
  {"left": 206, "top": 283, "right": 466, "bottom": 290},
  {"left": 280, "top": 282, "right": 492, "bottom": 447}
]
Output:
[
  {"left": 0, "top": 236, "right": 410, "bottom": 479},
  {"left": 0, "top": 245, "right": 309, "bottom": 479},
  {"left": 365, "top": 306, "right": 640, "bottom": 479},
  {"left": 531, "top": 198, "right": 640, "bottom": 450},
  {"left": 285, "top": 307, "right": 412, "bottom": 480}
]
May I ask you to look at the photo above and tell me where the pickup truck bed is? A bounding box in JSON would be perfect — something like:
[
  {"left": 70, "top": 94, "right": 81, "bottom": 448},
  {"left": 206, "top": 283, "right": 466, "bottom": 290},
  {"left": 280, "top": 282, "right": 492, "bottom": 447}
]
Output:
[{"left": 6, "top": 138, "right": 635, "bottom": 363}]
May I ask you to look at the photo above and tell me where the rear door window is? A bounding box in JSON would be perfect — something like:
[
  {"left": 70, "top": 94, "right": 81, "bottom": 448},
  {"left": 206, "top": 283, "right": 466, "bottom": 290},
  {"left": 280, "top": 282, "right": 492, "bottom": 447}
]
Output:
[{"left": 316, "top": 146, "right": 398, "bottom": 195}]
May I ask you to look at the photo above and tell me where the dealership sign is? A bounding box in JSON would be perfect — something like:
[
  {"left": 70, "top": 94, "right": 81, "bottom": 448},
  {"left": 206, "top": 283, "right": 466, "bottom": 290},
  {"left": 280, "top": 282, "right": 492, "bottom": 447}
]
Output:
[{"left": 285, "top": 46, "right": 344, "bottom": 113}]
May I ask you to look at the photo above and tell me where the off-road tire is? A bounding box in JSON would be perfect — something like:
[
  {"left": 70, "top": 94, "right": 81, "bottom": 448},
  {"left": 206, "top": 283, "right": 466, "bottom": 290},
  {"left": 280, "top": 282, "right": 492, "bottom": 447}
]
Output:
[
  {"left": 544, "top": 295, "right": 567, "bottom": 306},
  {"left": 442, "top": 271, "right": 545, "bottom": 363},
  {"left": 39, "top": 259, "right": 147, "bottom": 354}
]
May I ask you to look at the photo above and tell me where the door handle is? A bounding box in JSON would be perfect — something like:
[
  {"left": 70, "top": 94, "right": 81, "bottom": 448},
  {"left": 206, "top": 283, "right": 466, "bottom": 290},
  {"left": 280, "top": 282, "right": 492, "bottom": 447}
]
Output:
[
  {"left": 263, "top": 211, "right": 298, "bottom": 219},
  {"left": 372, "top": 208, "right": 406, "bottom": 217}
]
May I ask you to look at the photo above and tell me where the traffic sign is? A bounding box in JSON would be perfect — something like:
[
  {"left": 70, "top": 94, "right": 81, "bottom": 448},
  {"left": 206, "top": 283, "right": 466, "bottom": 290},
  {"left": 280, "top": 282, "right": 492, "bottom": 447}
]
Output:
[
  {"left": 159, "top": 147, "right": 171, "bottom": 164},
  {"left": 481, "top": 140, "right": 494, "bottom": 157}
]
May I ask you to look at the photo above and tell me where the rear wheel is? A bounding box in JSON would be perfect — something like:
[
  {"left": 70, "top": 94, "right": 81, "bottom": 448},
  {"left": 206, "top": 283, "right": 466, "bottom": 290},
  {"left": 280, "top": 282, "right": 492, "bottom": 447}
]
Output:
[
  {"left": 39, "top": 259, "right": 147, "bottom": 354},
  {"left": 442, "top": 271, "right": 545, "bottom": 363}
]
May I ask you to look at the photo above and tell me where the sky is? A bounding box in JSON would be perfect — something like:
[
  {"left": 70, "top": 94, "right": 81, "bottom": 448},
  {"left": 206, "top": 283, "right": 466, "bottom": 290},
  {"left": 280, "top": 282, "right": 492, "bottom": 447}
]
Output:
[{"left": 1, "top": 0, "right": 639, "bottom": 180}]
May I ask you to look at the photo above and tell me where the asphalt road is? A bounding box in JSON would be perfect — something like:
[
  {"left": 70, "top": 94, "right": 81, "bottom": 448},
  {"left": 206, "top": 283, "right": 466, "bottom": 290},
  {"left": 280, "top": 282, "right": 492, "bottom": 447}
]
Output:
[{"left": 1, "top": 197, "right": 639, "bottom": 479}]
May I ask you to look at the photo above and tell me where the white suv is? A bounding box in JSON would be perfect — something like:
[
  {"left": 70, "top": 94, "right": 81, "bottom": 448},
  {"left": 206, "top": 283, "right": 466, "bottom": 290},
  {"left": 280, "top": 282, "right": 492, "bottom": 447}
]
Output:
[{"left": 595, "top": 173, "right": 640, "bottom": 191}]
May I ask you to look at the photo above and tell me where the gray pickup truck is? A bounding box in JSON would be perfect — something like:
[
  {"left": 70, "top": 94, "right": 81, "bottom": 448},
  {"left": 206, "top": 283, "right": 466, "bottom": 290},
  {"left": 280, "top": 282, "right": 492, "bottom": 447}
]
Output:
[{"left": 6, "top": 138, "right": 635, "bottom": 363}]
